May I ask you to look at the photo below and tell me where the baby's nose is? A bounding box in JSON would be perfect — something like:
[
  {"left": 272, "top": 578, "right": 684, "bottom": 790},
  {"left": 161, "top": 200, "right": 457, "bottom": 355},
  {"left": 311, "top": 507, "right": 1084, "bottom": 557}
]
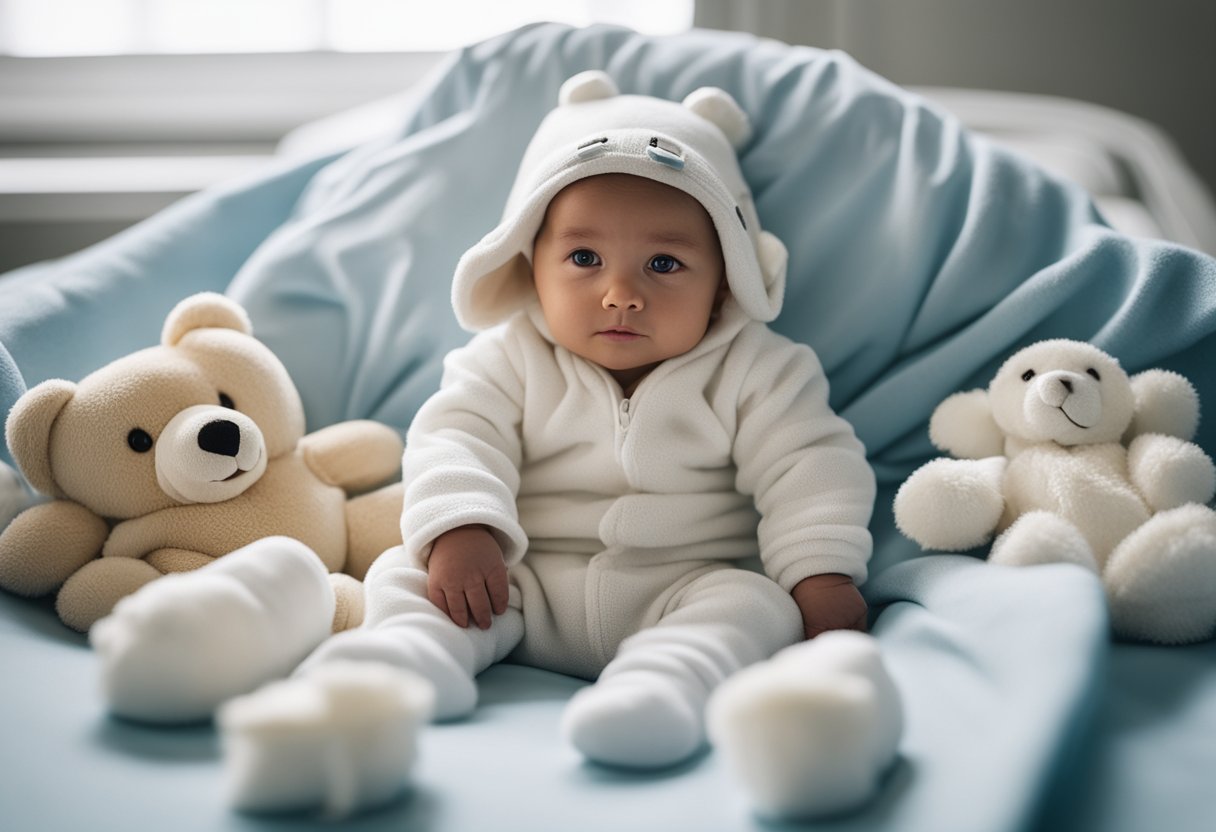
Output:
[{"left": 602, "top": 272, "right": 644, "bottom": 310}]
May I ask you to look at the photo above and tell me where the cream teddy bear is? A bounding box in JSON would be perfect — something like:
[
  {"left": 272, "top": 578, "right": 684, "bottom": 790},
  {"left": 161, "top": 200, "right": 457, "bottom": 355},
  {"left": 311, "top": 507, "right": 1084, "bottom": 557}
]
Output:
[
  {"left": 894, "top": 339, "right": 1216, "bottom": 645},
  {"left": 0, "top": 292, "right": 404, "bottom": 637}
]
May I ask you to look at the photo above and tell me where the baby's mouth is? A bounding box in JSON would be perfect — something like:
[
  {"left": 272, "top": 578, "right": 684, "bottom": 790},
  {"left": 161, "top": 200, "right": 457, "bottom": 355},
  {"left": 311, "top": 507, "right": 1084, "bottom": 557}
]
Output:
[{"left": 598, "top": 328, "right": 643, "bottom": 341}]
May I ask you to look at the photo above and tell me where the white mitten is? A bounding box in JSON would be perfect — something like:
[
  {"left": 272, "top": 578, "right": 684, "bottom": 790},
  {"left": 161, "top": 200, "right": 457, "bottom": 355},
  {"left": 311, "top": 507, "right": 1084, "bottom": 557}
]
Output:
[
  {"left": 219, "top": 661, "right": 435, "bottom": 816},
  {"left": 706, "top": 631, "right": 902, "bottom": 819},
  {"left": 91, "top": 536, "right": 335, "bottom": 723}
]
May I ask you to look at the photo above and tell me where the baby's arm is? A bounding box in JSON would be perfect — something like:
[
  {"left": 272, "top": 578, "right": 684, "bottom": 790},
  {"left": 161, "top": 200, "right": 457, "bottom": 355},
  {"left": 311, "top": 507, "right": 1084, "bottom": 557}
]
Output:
[
  {"left": 401, "top": 330, "right": 529, "bottom": 629},
  {"left": 427, "top": 525, "right": 509, "bottom": 629},
  {"left": 731, "top": 332, "right": 876, "bottom": 639}
]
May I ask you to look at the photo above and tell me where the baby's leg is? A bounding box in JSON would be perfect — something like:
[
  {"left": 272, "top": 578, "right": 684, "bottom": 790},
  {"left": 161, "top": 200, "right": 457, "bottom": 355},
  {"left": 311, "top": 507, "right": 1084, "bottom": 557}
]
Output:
[
  {"left": 297, "top": 544, "right": 524, "bottom": 719},
  {"left": 219, "top": 545, "right": 524, "bottom": 815},
  {"left": 562, "top": 568, "right": 801, "bottom": 768}
]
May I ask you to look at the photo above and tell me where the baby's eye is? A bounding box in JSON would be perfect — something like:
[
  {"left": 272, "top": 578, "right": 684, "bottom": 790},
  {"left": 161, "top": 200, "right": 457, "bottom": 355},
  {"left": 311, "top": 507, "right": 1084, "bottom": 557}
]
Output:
[
  {"left": 649, "top": 255, "right": 681, "bottom": 274},
  {"left": 570, "top": 249, "right": 600, "bottom": 267}
]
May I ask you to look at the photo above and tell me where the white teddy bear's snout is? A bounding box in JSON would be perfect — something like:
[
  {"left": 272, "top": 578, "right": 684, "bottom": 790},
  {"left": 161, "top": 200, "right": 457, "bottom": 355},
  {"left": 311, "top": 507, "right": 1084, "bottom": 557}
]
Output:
[{"left": 1026, "top": 370, "right": 1102, "bottom": 433}]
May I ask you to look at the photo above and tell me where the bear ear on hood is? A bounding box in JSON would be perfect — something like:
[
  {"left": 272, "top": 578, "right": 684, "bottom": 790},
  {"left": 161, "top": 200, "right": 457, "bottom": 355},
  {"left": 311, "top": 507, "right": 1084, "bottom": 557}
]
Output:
[
  {"left": 161, "top": 292, "right": 253, "bottom": 347},
  {"left": 682, "top": 87, "right": 751, "bottom": 149},
  {"left": 5, "top": 379, "right": 75, "bottom": 497}
]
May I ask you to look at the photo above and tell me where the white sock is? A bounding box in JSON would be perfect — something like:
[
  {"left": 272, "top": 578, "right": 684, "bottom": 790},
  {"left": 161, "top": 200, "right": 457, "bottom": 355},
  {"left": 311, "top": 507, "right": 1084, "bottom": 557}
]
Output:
[
  {"left": 91, "top": 536, "right": 335, "bottom": 723},
  {"left": 562, "top": 671, "right": 704, "bottom": 768},
  {"left": 219, "top": 661, "right": 434, "bottom": 816},
  {"left": 706, "top": 631, "right": 903, "bottom": 819}
]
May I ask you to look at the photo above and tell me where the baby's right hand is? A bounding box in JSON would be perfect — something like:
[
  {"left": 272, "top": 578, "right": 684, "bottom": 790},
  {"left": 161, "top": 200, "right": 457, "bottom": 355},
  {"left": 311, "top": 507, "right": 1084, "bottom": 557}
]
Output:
[{"left": 426, "top": 525, "right": 509, "bottom": 629}]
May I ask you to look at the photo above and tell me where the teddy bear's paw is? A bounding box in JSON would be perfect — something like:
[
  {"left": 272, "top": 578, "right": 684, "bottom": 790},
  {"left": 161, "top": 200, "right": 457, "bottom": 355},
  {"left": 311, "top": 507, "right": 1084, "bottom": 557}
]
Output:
[
  {"left": 707, "top": 632, "right": 902, "bottom": 819},
  {"left": 329, "top": 572, "right": 365, "bottom": 632},
  {"left": 561, "top": 674, "right": 704, "bottom": 769},
  {"left": 1105, "top": 504, "right": 1216, "bottom": 645},
  {"left": 894, "top": 457, "right": 1005, "bottom": 551},
  {"left": 989, "top": 511, "right": 1099, "bottom": 571},
  {"left": 91, "top": 536, "right": 336, "bottom": 723},
  {"left": 219, "top": 661, "right": 435, "bottom": 817},
  {"left": 1127, "top": 434, "right": 1216, "bottom": 512}
]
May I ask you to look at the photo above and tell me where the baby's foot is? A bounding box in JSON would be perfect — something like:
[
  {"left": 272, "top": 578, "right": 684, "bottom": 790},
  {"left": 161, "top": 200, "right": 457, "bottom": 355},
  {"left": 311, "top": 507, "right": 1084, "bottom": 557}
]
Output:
[
  {"left": 91, "top": 536, "right": 335, "bottom": 723},
  {"left": 561, "top": 675, "right": 703, "bottom": 768},
  {"left": 219, "top": 661, "right": 435, "bottom": 816},
  {"left": 707, "top": 631, "right": 902, "bottom": 819}
]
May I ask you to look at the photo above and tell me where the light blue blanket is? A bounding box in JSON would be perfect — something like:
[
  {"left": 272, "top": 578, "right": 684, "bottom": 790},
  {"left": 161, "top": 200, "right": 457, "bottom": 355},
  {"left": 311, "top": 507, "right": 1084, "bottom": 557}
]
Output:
[{"left": 2, "top": 23, "right": 1214, "bottom": 832}]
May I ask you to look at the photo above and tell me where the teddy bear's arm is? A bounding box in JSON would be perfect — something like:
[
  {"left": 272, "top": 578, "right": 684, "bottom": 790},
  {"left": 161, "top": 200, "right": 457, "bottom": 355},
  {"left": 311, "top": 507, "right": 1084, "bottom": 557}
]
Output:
[
  {"left": 300, "top": 420, "right": 404, "bottom": 492},
  {"left": 0, "top": 499, "right": 108, "bottom": 596},
  {"left": 929, "top": 390, "right": 1005, "bottom": 459},
  {"left": 894, "top": 456, "right": 1007, "bottom": 551},
  {"left": 1126, "top": 433, "right": 1216, "bottom": 511}
]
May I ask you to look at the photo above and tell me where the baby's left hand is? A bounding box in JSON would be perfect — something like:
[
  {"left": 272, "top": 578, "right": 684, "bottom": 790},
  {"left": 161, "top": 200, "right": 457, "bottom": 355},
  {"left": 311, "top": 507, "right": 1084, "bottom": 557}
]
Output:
[{"left": 791, "top": 573, "right": 868, "bottom": 640}]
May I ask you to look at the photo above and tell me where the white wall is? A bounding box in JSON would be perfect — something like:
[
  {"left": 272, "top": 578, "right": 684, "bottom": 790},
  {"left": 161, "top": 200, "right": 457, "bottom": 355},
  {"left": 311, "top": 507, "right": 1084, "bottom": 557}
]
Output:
[{"left": 696, "top": 0, "right": 1216, "bottom": 198}]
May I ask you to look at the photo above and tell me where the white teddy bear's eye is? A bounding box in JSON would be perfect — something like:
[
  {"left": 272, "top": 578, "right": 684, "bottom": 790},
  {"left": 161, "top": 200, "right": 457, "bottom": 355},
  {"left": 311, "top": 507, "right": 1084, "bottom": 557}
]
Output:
[
  {"left": 1021, "top": 369, "right": 1035, "bottom": 382},
  {"left": 1086, "top": 368, "right": 1101, "bottom": 381}
]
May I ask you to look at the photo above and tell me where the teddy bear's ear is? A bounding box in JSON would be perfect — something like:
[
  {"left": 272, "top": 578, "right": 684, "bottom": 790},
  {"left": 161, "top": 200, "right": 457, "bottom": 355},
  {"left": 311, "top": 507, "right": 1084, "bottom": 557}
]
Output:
[
  {"left": 161, "top": 292, "right": 253, "bottom": 347},
  {"left": 928, "top": 389, "right": 1005, "bottom": 459},
  {"left": 1123, "top": 369, "right": 1200, "bottom": 442},
  {"left": 5, "top": 379, "right": 75, "bottom": 497}
]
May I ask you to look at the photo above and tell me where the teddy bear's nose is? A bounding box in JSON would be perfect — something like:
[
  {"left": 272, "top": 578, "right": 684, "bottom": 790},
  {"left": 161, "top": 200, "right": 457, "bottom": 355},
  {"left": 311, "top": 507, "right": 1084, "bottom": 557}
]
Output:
[
  {"left": 197, "top": 419, "right": 241, "bottom": 457},
  {"left": 1060, "top": 379, "right": 1073, "bottom": 394}
]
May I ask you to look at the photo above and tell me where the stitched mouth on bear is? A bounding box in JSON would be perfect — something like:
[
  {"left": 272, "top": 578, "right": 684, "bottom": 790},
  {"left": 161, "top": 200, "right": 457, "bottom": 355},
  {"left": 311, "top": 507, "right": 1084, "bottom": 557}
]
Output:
[{"left": 1058, "top": 405, "right": 1089, "bottom": 429}]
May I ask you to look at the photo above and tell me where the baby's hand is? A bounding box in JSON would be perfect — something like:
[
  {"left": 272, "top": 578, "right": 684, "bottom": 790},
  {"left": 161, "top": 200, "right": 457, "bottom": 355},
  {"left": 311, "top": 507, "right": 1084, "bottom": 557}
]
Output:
[
  {"left": 426, "top": 525, "right": 509, "bottom": 629},
  {"left": 791, "top": 573, "right": 868, "bottom": 640}
]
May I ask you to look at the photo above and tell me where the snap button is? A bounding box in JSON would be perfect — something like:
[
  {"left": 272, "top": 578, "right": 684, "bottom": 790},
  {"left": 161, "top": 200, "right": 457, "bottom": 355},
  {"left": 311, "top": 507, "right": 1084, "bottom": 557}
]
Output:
[
  {"left": 646, "top": 137, "right": 684, "bottom": 170},
  {"left": 577, "top": 137, "right": 609, "bottom": 159}
]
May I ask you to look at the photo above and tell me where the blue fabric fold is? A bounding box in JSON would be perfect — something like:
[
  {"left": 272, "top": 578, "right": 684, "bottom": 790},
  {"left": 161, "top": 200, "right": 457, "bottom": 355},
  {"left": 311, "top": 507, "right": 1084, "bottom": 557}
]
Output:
[{"left": 2, "top": 22, "right": 1215, "bottom": 832}]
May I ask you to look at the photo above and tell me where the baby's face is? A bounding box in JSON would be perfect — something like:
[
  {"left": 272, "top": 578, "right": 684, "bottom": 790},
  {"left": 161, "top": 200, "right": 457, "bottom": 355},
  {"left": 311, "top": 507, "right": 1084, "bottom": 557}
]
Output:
[{"left": 532, "top": 174, "right": 726, "bottom": 393}]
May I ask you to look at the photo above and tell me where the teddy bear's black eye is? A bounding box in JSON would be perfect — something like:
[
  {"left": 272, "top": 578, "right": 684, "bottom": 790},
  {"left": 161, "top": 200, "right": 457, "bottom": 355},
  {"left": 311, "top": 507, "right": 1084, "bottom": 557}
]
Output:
[
  {"left": 1021, "top": 369, "right": 1035, "bottom": 382},
  {"left": 1086, "top": 368, "right": 1101, "bottom": 381},
  {"left": 127, "top": 428, "right": 153, "bottom": 453},
  {"left": 219, "top": 392, "right": 235, "bottom": 409}
]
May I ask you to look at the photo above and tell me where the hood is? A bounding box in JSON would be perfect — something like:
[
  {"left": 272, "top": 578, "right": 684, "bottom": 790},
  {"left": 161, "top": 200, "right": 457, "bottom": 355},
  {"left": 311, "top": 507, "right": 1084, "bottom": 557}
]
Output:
[{"left": 451, "top": 70, "right": 788, "bottom": 332}]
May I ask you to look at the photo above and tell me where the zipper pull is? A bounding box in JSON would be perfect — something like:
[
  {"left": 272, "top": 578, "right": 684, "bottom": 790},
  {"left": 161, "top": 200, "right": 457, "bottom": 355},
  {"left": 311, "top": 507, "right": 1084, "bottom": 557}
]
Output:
[{"left": 619, "top": 399, "right": 632, "bottom": 430}]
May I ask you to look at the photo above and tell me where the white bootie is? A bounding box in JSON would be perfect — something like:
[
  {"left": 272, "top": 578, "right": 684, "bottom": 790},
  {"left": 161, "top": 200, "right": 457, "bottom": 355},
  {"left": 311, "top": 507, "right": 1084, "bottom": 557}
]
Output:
[
  {"left": 219, "top": 661, "right": 435, "bottom": 816},
  {"left": 562, "top": 673, "right": 704, "bottom": 769},
  {"left": 91, "top": 536, "right": 336, "bottom": 723},
  {"left": 707, "top": 631, "right": 902, "bottom": 819}
]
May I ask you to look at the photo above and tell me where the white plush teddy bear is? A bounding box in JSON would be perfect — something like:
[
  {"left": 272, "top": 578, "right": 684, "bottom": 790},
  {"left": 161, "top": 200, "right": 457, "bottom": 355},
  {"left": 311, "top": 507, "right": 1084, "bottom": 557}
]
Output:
[{"left": 894, "top": 339, "right": 1216, "bottom": 645}]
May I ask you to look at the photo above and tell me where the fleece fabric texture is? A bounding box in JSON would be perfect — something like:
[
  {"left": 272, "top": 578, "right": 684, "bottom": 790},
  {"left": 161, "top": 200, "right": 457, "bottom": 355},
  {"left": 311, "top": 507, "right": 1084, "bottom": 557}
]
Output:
[
  {"left": 2, "top": 21, "right": 1216, "bottom": 832},
  {"left": 401, "top": 306, "right": 875, "bottom": 594}
]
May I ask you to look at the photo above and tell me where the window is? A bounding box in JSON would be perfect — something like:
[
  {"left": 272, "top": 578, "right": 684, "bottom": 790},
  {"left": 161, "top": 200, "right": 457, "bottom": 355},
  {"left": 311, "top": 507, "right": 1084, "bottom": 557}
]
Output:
[{"left": 0, "top": 0, "right": 694, "bottom": 56}]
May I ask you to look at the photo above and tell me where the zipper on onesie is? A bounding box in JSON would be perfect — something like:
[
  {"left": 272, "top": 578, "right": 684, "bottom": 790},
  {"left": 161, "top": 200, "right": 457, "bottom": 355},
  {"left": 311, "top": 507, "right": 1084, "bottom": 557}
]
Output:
[{"left": 618, "top": 399, "right": 632, "bottom": 431}]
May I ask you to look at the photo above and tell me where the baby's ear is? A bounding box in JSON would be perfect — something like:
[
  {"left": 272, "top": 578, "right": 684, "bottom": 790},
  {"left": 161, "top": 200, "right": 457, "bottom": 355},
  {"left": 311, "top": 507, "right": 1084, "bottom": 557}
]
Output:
[
  {"left": 929, "top": 389, "right": 1005, "bottom": 459},
  {"left": 1123, "top": 369, "right": 1200, "bottom": 442},
  {"left": 5, "top": 379, "right": 76, "bottom": 497}
]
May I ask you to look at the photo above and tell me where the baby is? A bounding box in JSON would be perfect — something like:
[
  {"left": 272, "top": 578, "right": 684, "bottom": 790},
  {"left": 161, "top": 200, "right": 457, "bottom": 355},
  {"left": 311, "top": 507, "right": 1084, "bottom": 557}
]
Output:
[
  {"left": 291, "top": 70, "right": 879, "bottom": 770},
  {"left": 96, "top": 71, "right": 901, "bottom": 818}
]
